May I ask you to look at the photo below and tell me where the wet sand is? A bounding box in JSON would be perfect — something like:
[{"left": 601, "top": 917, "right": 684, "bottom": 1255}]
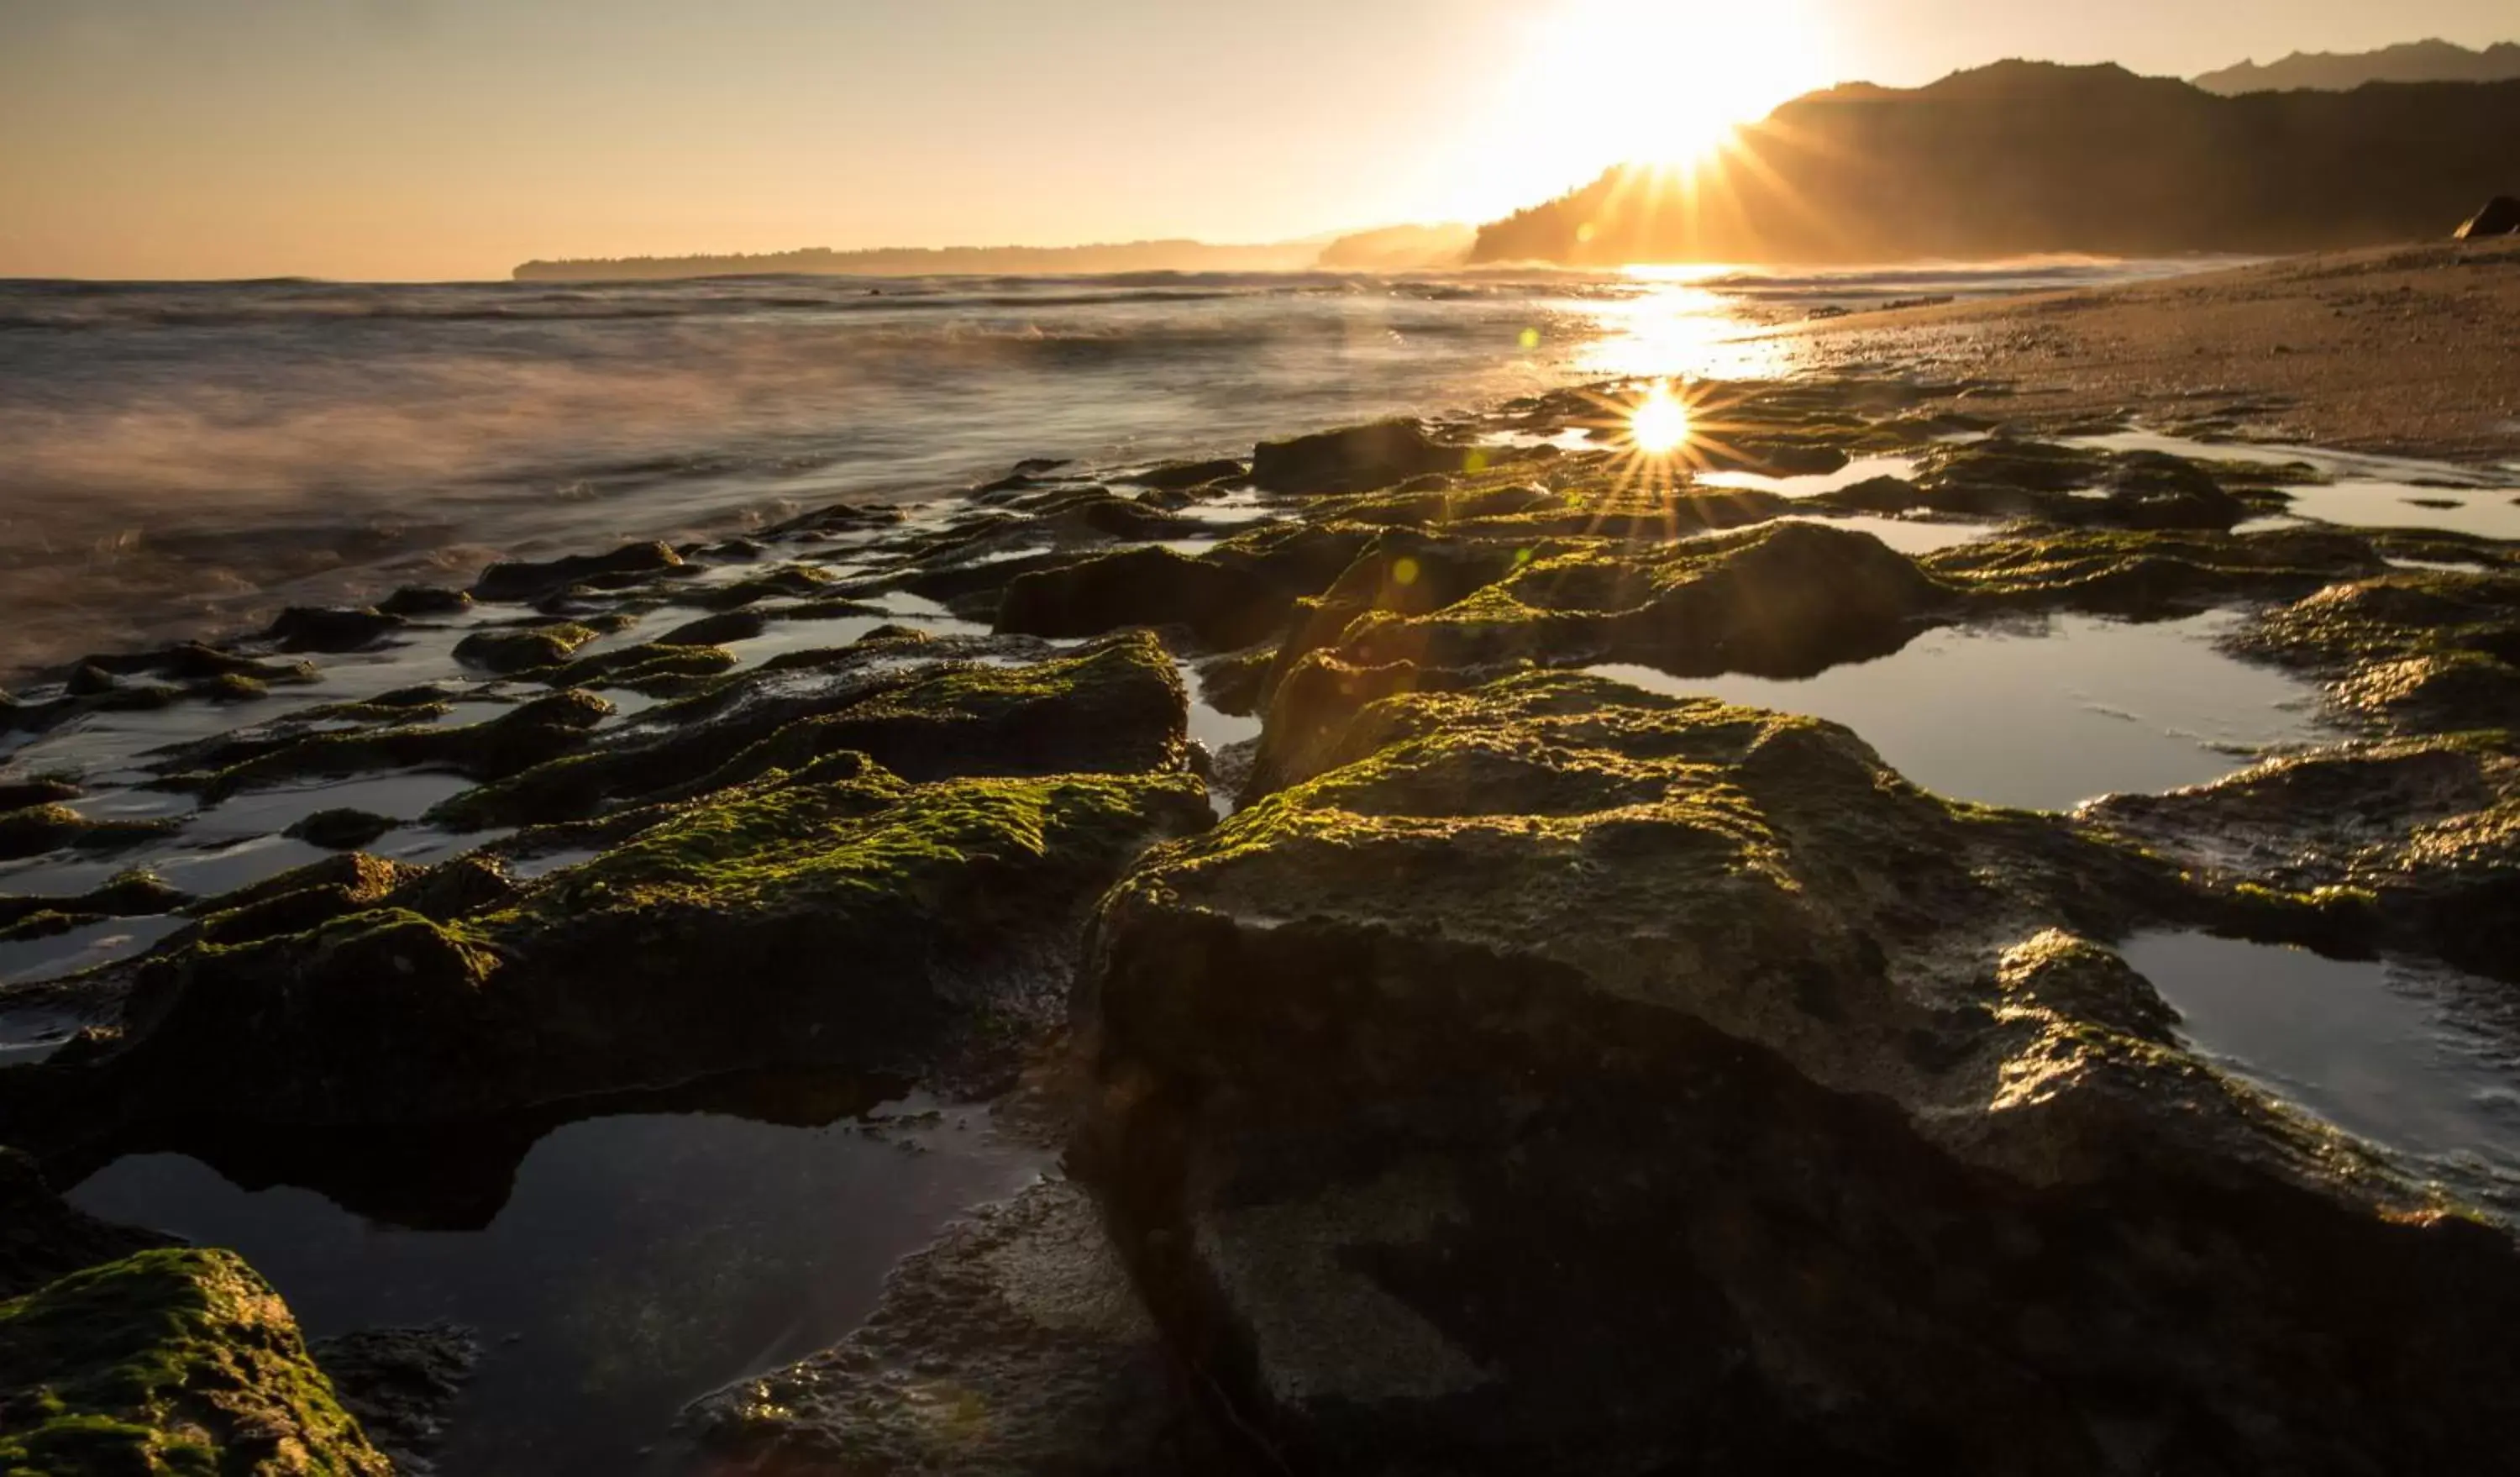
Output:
[{"left": 1794, "top": 237, "right": 2520, "bottom": 465}]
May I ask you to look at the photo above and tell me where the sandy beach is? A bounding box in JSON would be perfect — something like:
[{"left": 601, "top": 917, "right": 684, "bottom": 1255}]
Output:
[{"left": 1796, "top": 236, "right": 2520, "bottom": 464}]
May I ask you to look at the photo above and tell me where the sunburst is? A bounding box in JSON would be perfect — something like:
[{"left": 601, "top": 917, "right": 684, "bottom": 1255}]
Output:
[{"left": 1550, "top": 378, "right": 1767, "bottom": 544}]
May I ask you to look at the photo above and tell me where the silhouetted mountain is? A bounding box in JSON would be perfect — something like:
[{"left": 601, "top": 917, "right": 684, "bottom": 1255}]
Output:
[
  {"left": 1469, "top": 61, "right": 2520, "bottom": 265},
  {"left": 514, "top": 239, "right": 1321, "bottom": 281},
  {"left": 2197, "top": 39, "right": 2520, "bottom": 94}
]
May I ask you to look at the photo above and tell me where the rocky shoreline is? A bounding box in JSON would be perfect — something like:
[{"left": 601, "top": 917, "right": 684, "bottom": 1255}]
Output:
[{"left": 4, "top": 371, "right": 2519, "bottom": 1472}]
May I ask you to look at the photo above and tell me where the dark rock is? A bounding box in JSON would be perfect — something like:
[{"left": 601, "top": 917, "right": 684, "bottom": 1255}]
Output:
[
  {"left": 470, "top": 540, "right": 683, "bottom": 603},
  {"left": 2454, "top": 195, "right": 2520, "bottom": 239},
  {"left": 155, "top": 642, "right": 316, "bottom": 686},
  {"left": 264, "top": 605, "right": 407, "bottom": 654},
  {"left": 0, "top": 870, "right": 189, "bottom": 933},
  {"left": 0, "top": 775, "right": 81, "bottom": 812},
  {"left": 1131, "top": 456, "right": 1249, "bottom": 491},
  {"left": 759, "top": 501, "right": 905, "bottom": 539},
  {"left": 0, "top": 804, "right": 178, "bottom": 863},
  {"left": 998, "top": 546, "right": 1289, "bottom": 649},
  {"left": 378, "top": 584, "right": 475, "bottom": 617},
  {"left": 690, "top": 1180, "right": 1228, "bottom": 1474},
  {"left": 2082, "top": 449, "right": 2248, "bottom": 530},
  {"left": 1310, "top": 481, "right": 1567, "bottom": 529},
  {"left": 654, "top": 609, "right": 769, "bottom": 648},
  {"left": 0, "top": 1146, "right": 174, "bottom": 1299},
  {"left": 1337, "top": 519, "right": 1947, "bottom": 679},
  {"left": 1928, "top": 525, "right": 2388, "bottom": 620},
  {"left": 1079, "top": 672, "right": 2520, "bottom": 1475},
  {"left": 62, "top": 663, "right": 117, "bottom": 697},
  {"left": 692, "top": 565, "right": 837, "bottom": 611},
  {"left": 433, "top": 633, "right": 1189, "bottom": 829},
  {"left": 198, "top": 672, "right": 270, "bottom": 704},
  {"left": 2084, "top": 738, "right": 2520, "bottom": 980},
  {"left": 2237, "top": 568, "right": 2520, "bottom": 732},
  {"left": 536, "top": 640, "right": 738, "bottom": 694},
  {"left": 45, "top": 765, "right": 1210, "bottom": 1134},
  {"left": 284, "top": 808, "right": 400, "bottom": 851},
  {"left": 310, "top": 1324, "right": 480, "bottom": 1476},
  {"left": 0, "top": 1248, "right": 391, "bottom": 1474},
  {"left": 178, "top": 853, "right": 424, "bottom": 952},
  {"left": 1252, "top": 419, "right": 1468, "bottom": 495},
  {"left": 171, "top": 689, "right": 612, "bottom": 800},
  {"left": 453, "top": 621, "right": 604, "bottom": 675},
  {"left": 1701, "top": 439, "right": 1851, "bottom": 478},
  {"left": 382, "top": 854, "right": 516, "bottom": 923}
]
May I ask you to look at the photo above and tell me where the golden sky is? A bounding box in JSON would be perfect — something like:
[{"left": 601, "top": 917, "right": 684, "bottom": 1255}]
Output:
[{"left": 1, "top": 0, "right": 2511, "bottom": 280}]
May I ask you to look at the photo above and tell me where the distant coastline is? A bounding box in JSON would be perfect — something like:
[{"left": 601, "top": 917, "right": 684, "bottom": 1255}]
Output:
[{"left": 513, "top": 223, "right": 1474, "bottom": 282}]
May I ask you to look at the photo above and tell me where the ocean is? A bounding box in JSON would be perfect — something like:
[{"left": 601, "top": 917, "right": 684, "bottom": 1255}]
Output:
[{"left": 0, "top": 260, "right": 2204, "bottom": 676}]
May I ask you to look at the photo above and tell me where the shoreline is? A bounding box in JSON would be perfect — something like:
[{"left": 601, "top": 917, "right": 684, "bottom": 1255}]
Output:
[
  {"left": 1788, "top": 236, "right": 2520, "bottom": 465},
  {"left": 4, "top": 363, "right": 2520, "bottom": 1470}
]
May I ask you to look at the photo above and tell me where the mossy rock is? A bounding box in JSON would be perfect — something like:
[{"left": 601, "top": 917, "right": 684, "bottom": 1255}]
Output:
[
  {"left": 996, "top": 546, "right": 1288, "bottom": 649},
  {"left": 169, "top": 690, "right": 611, "bottom": 800},
  {"left": 1079, "top": 670, "right": 2520, "bottom": 1473},
  {"left": 0, "top": 870, "right": 188, "bottom": 935},
  {"left": 2087, "top": 740, "right": 2520, "bottom": 980},
  {"left": 654, "top": 610, "right": 768, "bottom": 648},
  {"left": 1329, "top": 518, "right": 1949, "bottom": 677},
  {"left": 376, "top": 585, "right": 473, "bottom": 618},
  {"left": 452, "top": 622, "right": 603, "bottom": 675},
  {"left": 28, "top": 762, "right": 1210, "bottom": 1135},
  {"left": 470, "top": 540, "right": 682, "bottom": 604},
  {"left": 0, "top": 1248, "right": 390, "bottom": 1475},
  {"left": 1251, "top": 418, "right": 1470, "bottom": 495},
  {"left": 689, "top": 565, "right": 837, "bottom": 612},
  {"left": 433, "top": 633, "right": 1189, "bottom": 830},
  {"left": 1925, "top": 524, "right": 2387, "bottom": 618},
  {"left": 0, "top": 805, "right": 179, "bottom": 864},
  {"left": 533, "top": 640, "right": 738, "bottom": 691}
]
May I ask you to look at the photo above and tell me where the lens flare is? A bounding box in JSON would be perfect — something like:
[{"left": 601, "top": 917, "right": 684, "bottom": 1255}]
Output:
[{"left": 1629, "top": 382, "right": 1690, "bottom": 455}]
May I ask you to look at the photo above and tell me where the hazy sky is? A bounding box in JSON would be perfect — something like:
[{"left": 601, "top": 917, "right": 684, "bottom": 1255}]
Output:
[{"left": 2, "top": 0, "right": 2512, "bottom": 280}]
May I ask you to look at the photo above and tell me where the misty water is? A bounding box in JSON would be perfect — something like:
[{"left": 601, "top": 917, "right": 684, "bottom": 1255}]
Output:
[{"left": 0, "top": 262, "right": 2191, "bottom": 676}]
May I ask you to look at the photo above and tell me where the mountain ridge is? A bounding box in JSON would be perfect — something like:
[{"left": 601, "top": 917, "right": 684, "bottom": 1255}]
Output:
[
  {"left": 2195, "top": 38, "right": 2520, "bottom": 95},
  {"left": 1470, "top": 62, "right": 2520, "bottom": 265}
]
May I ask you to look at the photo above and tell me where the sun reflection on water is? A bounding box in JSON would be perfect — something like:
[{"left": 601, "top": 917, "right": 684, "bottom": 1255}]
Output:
[{"left": 1569, "top": 274, "right": 1795, "bottom": 382}]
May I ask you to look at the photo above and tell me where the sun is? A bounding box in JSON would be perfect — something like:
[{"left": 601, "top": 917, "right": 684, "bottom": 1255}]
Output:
[
  {"left": 1629, "top": 381, "right": 1691, "bottom": 455},
  {"left": 1593, "top": 0, "right": 1825, "bottom": 166},
  {"left": 1456, "top": 0, "right": 1830, "bottom": 214}
]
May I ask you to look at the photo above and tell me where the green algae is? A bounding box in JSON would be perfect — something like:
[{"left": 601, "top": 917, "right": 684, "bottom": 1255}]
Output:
[
  {"left": 433, "top": 634, "right": 1189, "bottom": 829},
  {"left": 452, "top": 622, "right": 604, "bottom": 675},
  {"left": 534, "top": 641, "right": 738, "bottom": 691},
  {"left": 170, "top": 690, "right": 612, "bottom": 799},
  {"left": 0, "top": 1248, "right": 388, "bottom": 1476},
  {"left": 0, "top": 805, "right": 181, "bottom": 864},
  {"left": 490, "top": 766, "right": 1208, "bottom": 942},
  {"left": 1924, "top": 524, "right": 2387, "bottom": 615}
]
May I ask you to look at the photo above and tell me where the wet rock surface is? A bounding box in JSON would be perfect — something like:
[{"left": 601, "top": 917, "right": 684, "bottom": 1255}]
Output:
[
  {"left": 690, "top": 1180, "right": 1228, "bottom": 1476},
  {"left": 1078, "top": 675, "right": 2520, "bottom": 1473},
  {"left": 309, "top": 1323, "right": 481, "bottom": 1476},
  {"left": 3, "top": 373, "right": 2517, "bottom": 1472}
]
